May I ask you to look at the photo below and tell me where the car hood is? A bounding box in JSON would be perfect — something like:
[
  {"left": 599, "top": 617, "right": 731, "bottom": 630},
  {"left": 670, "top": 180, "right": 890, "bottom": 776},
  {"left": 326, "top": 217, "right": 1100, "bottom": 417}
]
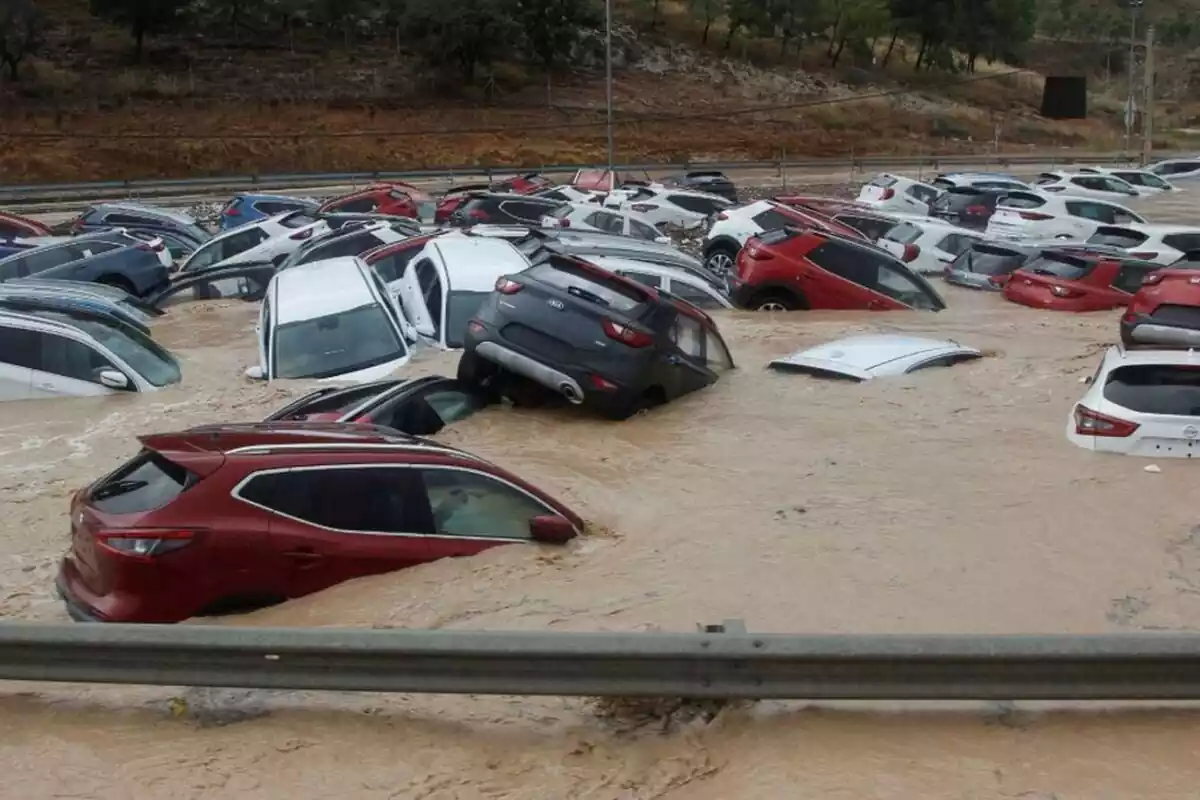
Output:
[
  {"left": 313, "top": 355, "right": 411, "bottom": 385},
  {"left": 767, "top": 335, "right": 982, "bottom": 381}
]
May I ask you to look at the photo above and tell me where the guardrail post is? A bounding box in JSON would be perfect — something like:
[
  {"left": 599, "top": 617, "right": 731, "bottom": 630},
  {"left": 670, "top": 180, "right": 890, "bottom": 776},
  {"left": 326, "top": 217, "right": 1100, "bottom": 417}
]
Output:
[{"left": 696, "top": 619, "right": 747, "bottom": 634}]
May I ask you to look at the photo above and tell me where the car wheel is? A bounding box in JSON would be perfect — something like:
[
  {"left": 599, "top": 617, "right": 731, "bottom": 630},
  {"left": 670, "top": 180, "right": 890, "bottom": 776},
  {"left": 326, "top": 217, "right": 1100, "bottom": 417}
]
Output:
[
  {"left": 457, "top": 350, "right": 496, "bottom": 387},
  {"left": 752, "top": 292, "right": 801, "bottom": 312},
  {"left": 705, "top": 245, "right": 738, "bottom": 276}
]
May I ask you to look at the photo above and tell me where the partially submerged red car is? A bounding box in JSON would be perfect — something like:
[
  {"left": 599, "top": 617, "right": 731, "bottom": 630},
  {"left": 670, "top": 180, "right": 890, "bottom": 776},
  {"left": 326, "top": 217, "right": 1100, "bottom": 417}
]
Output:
[
  {"left": 319, "top": 182, "right": 436, "bottom": 222},
  {"left": 570, "top": 169, "right": 651, "bottom": 192},
  {"left": 56, "top": 423, "right": 581, "bottom": 623},
  {"left": 727, "top": 227, "right": 946, "bottom": 312},
  {"left": 1002, "top": 250, "right": 1159, "bottom": 312},
  {"left": 0, "top": 210, "right": 52, "bottom": 239},
  {"left": 1121, "top": 267, "right": 1200, "bottom": 347},
  {"left": 434, "top": 183, "right": 492, "bottom": 224},
  {"left": 492, "top": 173, "right": 554, "bottom": 195}
]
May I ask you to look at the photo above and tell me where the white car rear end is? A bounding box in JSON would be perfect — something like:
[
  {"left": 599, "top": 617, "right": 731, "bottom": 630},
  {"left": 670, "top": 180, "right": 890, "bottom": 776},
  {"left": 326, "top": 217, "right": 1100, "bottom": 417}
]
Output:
[
  {"left": 1068, "top": 346, "right": 1200, "bottom": 458},
  {"left": 986, "top": 192, "right": 1145, "bottom": 242},
  {"left": 1084, "top": 224, "right": 1200, "bottom": 266},
  {"left": 877, "top": 220, "right": 984, "bottom": 274},
  {"left": 856, "top": 174, "right": 942, "bottom": 215}
]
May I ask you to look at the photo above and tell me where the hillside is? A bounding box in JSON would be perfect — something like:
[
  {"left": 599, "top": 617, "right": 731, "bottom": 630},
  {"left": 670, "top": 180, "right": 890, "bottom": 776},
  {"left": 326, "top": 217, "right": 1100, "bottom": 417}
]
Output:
[{"left": 0, "top": 0, "right": 1188, "bottom": 183}]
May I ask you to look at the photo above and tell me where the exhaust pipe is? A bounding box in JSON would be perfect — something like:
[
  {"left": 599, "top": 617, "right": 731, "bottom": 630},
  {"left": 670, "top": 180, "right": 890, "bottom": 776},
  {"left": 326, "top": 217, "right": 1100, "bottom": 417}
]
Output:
[{"left": 559, "top": 383, "right": 584, "bottom": 404}]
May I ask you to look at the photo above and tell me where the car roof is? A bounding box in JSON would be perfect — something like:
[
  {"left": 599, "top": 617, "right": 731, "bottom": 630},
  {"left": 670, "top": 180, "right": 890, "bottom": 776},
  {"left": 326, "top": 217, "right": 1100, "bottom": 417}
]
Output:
[
  {"left": 273, "top": 257, "right": 375, "bottom": 323},
  {"left": 238, "top": 193, "right": 312, "bottom": 202},
  {"left": 140, "top": 422, "right": 471, "bottom": 455},
  {"left": 93, "top": 202, "right": 196, "bottom": 224},
  {"left": 768, "top": 335, "right": 981, "bottom": 380},
  {"left": 428, "top": 236, "right": 529, "bottom": 290},
  {"left": 1097, "top": 223, "right": 1200, "bottom": 234},
  {"left": 1108, "top": 343, "right": 1200, "bottom": 367}
]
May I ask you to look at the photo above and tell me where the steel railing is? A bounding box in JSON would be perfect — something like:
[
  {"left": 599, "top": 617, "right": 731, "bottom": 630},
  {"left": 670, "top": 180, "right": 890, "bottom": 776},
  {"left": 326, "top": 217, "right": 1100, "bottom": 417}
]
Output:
[
  {"left": 3, "top": 619, "right": 1200, "bottom": 699},
  {"left": 0, "top": 150, "right": 1171, "bottom": 206}
]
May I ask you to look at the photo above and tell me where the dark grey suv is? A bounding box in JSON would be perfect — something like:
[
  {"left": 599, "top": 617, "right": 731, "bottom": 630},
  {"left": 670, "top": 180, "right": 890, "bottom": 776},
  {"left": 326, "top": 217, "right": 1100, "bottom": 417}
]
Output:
[
  {"left": 458, "top": 253, "right": 735, "bottom": 419},
  {"left": 0, "top": 230, "right": 172, "bottom": 296}
]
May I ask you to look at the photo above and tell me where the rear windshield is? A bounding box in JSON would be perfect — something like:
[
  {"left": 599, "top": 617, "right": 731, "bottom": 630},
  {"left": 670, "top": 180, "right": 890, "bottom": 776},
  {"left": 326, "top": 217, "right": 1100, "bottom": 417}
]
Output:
[
  {"left": 883, "top": 223, "right": 923, "bottom": 245},
  {"left": 755, "top": 227, "right": 802, "bottom": 246},
  {"left": 952, "top": 244, "right": 1027, "bottom": 275},
  {"left": 752, "top": 208, "right": 801, "bottom": 232},
  {"left": 89, "top": 450, "right": 197, "bottom": 514},
  {"left": 280, "top": 212, "right": 319, "bottom": 229},
  {"left": 999, "top": 192, "right": 1046, "bottom": 210},
  {"left": 1023, "top": 252, "right": 1094, "bottom": 280},
  {"left": 1087, "top": 228, "right": 1148, "bottom": 248},
  {"left": 1103, "top": 365, "right": 1200, "bottom": 416},
  {"left": 869, "top": 175, "right": 898, "bottom": 188},
  {"left": 525, "top": 259, "right": 647, "bottom": 314},
  {"left": 934, "top": 189, "right": 993, "bottom": 210}
]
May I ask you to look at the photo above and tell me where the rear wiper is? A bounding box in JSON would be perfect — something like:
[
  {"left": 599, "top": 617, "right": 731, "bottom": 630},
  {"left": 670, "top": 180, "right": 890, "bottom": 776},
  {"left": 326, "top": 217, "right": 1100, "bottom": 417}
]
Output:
[
  {"left": 91, "top": 479, "right": 147, "bottom": 501},
  {"left": 567, "top": 285, "right": 610, "bottom": 307}
]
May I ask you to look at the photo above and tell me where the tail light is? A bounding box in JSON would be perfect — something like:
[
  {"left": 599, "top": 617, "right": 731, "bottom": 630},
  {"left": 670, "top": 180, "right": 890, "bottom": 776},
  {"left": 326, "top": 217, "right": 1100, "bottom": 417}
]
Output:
[
  {"left": 717, "top": 211, "right": 729, "bottom": 221},
  {"left": 1050, "top": 285, "right": 1080, "bottom": 298},
  {"left": 494, "top": 277, "right": 522, "bottom": 294},
  {"left": 1131, "top": 251, "right": 1159, "bottom": 260},
  {"left": 1073, "top": 405, "right": 1139, "bottom": 438},
  {"left": 880, "top": 188, "right": 895, "bottom": 200},
  {"left": 965, "top": 204, "right": 988, "bottom": 215},
  {"left": 589, "top": 374, "right": 619, "bottom": 391},
  {"left": 901, "top": 243, "right": 921, "bottom": 263},
  {"left": 601, "top": 318, "right": 653, "bottom": 348},
  {"left": 559, "top": 218, "right": 570, "bottom": 227},
  {"left": 290, "top": 228, "right": 314, "bottom": 241},
  {"left": 224, "top": 207, "right": 242, "bottom": 217},
  {"left": 1143, "top": 272, "right": 1165, "bottom": 285},
  {"left": 1019, "top": 211, "right": 1053, "bottom": 221},
  {"left": 96, "top": 528, "right": 200, "bottom": 559},
  {"left": 745, "top": 245, "right": 773, "bottom": 261},
  {"left": 1122, "top": 310, "right": 1137, "bottom": 322},
  {"left": 631, "top": 203, "right": 659, "bottom": 213}
]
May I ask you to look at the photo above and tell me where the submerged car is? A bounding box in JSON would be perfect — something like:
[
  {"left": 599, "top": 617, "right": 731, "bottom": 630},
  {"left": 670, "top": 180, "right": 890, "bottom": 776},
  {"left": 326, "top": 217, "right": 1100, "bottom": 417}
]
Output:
[
  {"left": 1003, "top": 250, "right": 1158, "bottom": 312},
  {"left": 265, "top": 376, "right": 487, "bottom": 436},
  {"left": 943, "top": 241, "right": 1039, "bottom": 290},
  {"left": 148, "top": 263, "right": 276, "bottom": 310},
  {"left": 855, "top": 174, "right": 942, "bottom": 215},
  {"left": 460, "top": 253, "right": 735, "bottom": 419},
  {"left": 702, "top": 199, "right": 867, "bottom": 276},
  {"left": 1120, "top": 268, "right": 1200, "bottom": 348},
  {"left": 767, "top": 335, "right": 981, "bottom": 381},
  {"left": 876, "top": 219, "right": 983, "bottom": 274},
  {"left": 1067, "top": 345, "right": 1200, "bottom": 458},
  {"left": 55, "top": 423, "right": 581, "bottom": 623},
  {"left": 0, "top": 229, "right": 171, "bottom": 297},
  {"left": 727, "top": 227, "right": 946, "bottom": 312},
  {"left": 68, "top": 203, "right": 211, "bottom": 246},
  {"left": 318, "top": 182, "right": 436, "bottom": 223},
  {"left": 660, "top": 170, "right": 738, "bottom": 202},
  {"left": 0, "top": 210, "right": 52, "bottom": 239},
  {"left": 219, "top": 194, "right": 318, "bottom": 232}
]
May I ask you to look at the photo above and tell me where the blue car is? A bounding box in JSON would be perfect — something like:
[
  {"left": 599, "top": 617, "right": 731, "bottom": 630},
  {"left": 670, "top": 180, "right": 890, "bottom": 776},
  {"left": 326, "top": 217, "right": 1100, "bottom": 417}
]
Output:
[
  {"left": 219, "top": 194, "right": 318, "bottom": 232},
  {"left": 0, "top": 229, "right": 171, "bottom": 297}
]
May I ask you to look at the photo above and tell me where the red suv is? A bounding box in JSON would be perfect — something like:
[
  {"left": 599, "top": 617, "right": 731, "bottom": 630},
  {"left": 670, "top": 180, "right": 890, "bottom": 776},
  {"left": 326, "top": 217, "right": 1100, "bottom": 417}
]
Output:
[
  {"left": 56, "top": 423, "right": 580, "bottom": 623},
  {"left": 319, "top": 182, "right": 435, "bottom": 221},
  {"left": 1120, "top": 268, "right": 1200, "bottom": 347},
  {"left": 435, "top": 183, "right": 492, "bottom": 224},
  {"left": 1003, "top": 250, "right": 1159, "bottom": 312},
  {"left": 727, "top": 228, "right": 945, "bottom": 312},
  {"left": 492, "top": 173, "right": 554, "bottom": 195}
]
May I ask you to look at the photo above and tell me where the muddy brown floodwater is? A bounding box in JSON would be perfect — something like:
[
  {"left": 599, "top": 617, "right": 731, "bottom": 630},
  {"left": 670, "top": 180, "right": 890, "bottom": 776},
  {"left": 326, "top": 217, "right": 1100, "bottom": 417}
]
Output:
[{"left": 4, "top": 191, "right": 1200, "bottom": 798}]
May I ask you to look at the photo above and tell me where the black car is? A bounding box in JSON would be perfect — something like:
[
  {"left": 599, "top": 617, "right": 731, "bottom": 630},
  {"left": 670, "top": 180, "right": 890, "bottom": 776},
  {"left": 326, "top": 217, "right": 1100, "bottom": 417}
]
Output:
[
  {"left": 929, "top": 187, "right": 1007, "bottom": 229},
  {"left": 661, "top": 170, "right": 738, "bottom": 202},
  {"left": 449, "top": 192, "right": 567, "bottom": 227},
  {"left": 264, "top": 376, "right": 487, "bottom": 436},
  {"left": 459, "top": 253, "right": 735, "bottom": 420}
]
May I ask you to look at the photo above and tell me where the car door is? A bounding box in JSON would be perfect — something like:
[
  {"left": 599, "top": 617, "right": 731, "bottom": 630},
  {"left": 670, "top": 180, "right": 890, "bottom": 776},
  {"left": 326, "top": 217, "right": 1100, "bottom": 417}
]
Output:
[
  {"left": 257, "top": 292, "right": 272, "bottom": 377},
  {"left": 365, "top": 381, "right": 486, "bottom": 435},
  {"left": 0, "top": 326, "right": 37, "bottom": 400},
  {"left": 241, "top": 467, "right": 434, "bottom": 598},
  {"left": 27, "top": 330, "right": 128, "bottom": 398},
  {"left": 662, "top": 275, "right": 730, "bottom": 310},
  {"left": 413, "top": 466, "right": 548, "bottom": 559},
  {"left": 662, "top": 309, "right": 719, "bottom": 398},
  {"left": 1064, "top": 201, "right": 1114, "bottom": 237},
  {"left": 149, "top": 264, "right": 275, "bottom": 309},
  {"left": 396, "top": 257, "right": 441, "bottom": 342}
]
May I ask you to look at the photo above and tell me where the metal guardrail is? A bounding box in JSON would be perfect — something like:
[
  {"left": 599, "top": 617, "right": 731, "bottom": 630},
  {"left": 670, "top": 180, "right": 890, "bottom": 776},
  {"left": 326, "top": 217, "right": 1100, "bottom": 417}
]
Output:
[
  {"left": 0, "top": 150, "right": 1169, "bottom": 206},
  {"left": 4, "top": 619, "right": 1200, "bottom": 699}
]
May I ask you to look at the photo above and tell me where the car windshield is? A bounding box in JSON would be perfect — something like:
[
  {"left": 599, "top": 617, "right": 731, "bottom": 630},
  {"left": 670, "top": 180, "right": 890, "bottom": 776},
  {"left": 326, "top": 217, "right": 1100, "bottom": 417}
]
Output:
[
  {"left": 953, "top": 245, "right": 1026, "bottom": 275},
  {"left": 1104, "top": 365, "right": 1200, "bottom": 416},
  {"left": 273, "top": 303, "right": 406, "bottom": 380},
  {"left": 1086, "top": 228, "right": 1148, "bottom": 248},
  {"left": 444, "top": 290, "right": 492, "bottom": 348},
  {"left": 1023, "top": 253, "right": 1093, "bottom": 280},
  {"left": 57, "top": 314, "right": 182, "bottom": 387}
]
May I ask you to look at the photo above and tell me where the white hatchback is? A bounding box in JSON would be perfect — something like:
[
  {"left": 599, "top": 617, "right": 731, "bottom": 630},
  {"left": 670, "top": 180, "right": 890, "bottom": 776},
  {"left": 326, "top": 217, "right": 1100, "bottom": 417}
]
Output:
[
  {"left": 1084, "top": 224, "right": 1200, "bottom": 265},
  {"left": 876, "top": 219, "right": 984, "bottom": 274},
  {"left": 541, "top": 203, "right": 668, "bottom": 242},
  {"left": 985, "top": 191, "right": 1146, "bottom": 242},
  {"left": 1067, "top": 345, "right": 1200, "bottom": 458},
  {"left": 603, "top": 185, "right": 732, "bottom": 229},
  {"left": 856, "top": 173, "right": 942, "bottom": 215},
  {"left": 177, "top": 211, "right": 330, "bottom": 274},
  {"left": 1034, "top": 171, "right": 1145, "bottom": 200}
]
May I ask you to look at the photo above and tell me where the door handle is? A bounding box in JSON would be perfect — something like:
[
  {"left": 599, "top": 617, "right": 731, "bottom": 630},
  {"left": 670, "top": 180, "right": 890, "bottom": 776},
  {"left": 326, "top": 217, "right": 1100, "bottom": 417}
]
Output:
[{"left": 284, "top": 549, "right": 324, "bottom": 562}]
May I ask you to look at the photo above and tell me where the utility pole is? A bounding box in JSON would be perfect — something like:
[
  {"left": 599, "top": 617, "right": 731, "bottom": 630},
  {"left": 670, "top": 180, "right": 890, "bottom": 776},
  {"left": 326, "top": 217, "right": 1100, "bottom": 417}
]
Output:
[
  {"left": 1142, "top": 24, "right": 1155, "bottom": 166},
  {"left": 1124, "top": 0, "right": 1143, "bottom": 155},
  {"left": 604, "top": 0, "right": 614, "bottom": 174}
]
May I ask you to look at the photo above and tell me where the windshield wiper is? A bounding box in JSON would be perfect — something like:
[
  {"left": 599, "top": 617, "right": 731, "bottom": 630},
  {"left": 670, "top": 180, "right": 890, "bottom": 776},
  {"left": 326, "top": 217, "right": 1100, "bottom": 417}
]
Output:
[{"left": 91, "top": 479, "right": 147, "bottom": 501}]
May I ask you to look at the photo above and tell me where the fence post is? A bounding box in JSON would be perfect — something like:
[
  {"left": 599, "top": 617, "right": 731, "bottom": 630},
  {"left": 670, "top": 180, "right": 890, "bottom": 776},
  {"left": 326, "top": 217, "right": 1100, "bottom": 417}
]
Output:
[{"left": 780, "top": 149, "right": 787, "bottom": 191}]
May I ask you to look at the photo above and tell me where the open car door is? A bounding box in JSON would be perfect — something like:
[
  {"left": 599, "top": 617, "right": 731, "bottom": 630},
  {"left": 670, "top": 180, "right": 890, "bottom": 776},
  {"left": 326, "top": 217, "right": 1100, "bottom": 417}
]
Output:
[{"left": 148, "top": 263, "right": 275, "bottom": 310}]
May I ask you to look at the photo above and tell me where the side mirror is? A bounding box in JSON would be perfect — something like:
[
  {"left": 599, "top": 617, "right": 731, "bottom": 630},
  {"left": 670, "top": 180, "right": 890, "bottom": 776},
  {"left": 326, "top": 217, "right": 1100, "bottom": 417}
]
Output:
[
  {"left": 529, "top": 514, "right": 576, "bottom": 544},
  {"left": 97, "top": 369, "right": 130, "bottom": 390},
  {"left": 244, "top": 365, "right": 265, "bottom": 380}
]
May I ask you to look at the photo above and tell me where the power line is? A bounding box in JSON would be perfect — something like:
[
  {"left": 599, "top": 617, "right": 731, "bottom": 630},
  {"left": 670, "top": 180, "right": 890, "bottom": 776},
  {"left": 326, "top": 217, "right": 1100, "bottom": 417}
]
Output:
[{"left": 1, "top": 60, "right": 1068, "bottom": 142}]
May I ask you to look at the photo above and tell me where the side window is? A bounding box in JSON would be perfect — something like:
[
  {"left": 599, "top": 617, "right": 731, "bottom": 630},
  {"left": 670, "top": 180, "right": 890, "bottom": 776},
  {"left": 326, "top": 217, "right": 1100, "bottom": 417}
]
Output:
[
  {"left": 221, "top": 227, "right": 270, "bottom": 260},
  {"left": 584, "top": 211, "right": 623, "bottom": 234},
  {"left": 106, "top": 213, "right": 153, "bottom": 226},
  {"left": 667, "top": 279, "right": 723, "bottom": 310},
  {"left": 669, "top": 313, "right": 705, "bottom": 360},
  {"left": 1111, "top": 262, "right": 1155, "bottom": 294},
  {"left": 416, "top": 260, "right": 444, "bottom": 338},
  {"left": 667, "top": 194, "right": 721, "bottom": 215},
  {"left": 629, "top": 219, "right": 659, "bottom": 241},
  {"left": 750, "top": 209, "right": 797, "bottom": 231},
  {"left": 1066, "top": 202, "right": 1112, "bottom": 223},
  {"left": 907, "top": 354, "right": 979, "bottom": 373},
  {"left": 183, "top": 239, "right": 224, "bottom": 271},
  {"left": 254, "top": 201, "right": 289, "bottom": 216},
  {"left": 371, "top": 247, "right": 421, "bottom": 283},
  {"left": 806, "top": 241, "right": 872, "bottom": 283},
  {"left": 1111, "top": 209, "right": 1140, "bottom": 224},
  {"left": 540, "top": 190, "right": 569, "bottom": 202},
  {"left": 1163, "top": 234, "right": 1200, "bottom": 253},
  {"left": 34, "top": 331, "right": 118, "bottom": 384},
  {"left": 411, "top": 389, "right": 485, "bottom": 430},
  {"left": 419, "top": 468, "right": 549, "bottom": 540},
  {"left": 907, "top": 185, "right": 939, "bottom": 203},
  {"left": 704, "top": 327, "right": 734, "bottom": 371},
  {"left": 239, "top": 468, "right": 421, "bottom": 534},
  {"left": 0, "top": 326, "right": 40, "bottom": 369},
  {"left": 620, "top": 271, "right": 663, "bottom": 289},
  {"left": 303, "top": 232, "right": 377, "bottom": 263},
  {"left": 505, "top": 201, "right": 556, "bottom": 224},
  {"left": 72, "top": 241, "right": 121, "bottom": 259},
  {"left": 937, "top": 234, "right": 976, "bottom": 256},
  {"left": 261, "top": 294, "right": 273, "bottom": 359},
  {"left": 0, "top": 258, "right": 30, "bottom": 280},
  {"left": 23, "top": 247, "right": 78, "bottom": 275}
]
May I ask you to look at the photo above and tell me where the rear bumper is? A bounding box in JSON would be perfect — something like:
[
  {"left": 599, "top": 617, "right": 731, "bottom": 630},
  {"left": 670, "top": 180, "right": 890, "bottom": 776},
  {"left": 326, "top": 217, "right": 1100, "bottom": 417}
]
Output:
[
  {"left": 55, "top": 564, "right": 105, "bottom": 623},
  {"left": 1121, "top": 317, "right": 1200, "bottom": 347},
  {"left": 475, "top": 341, "right": 584, "bottom": 402}
]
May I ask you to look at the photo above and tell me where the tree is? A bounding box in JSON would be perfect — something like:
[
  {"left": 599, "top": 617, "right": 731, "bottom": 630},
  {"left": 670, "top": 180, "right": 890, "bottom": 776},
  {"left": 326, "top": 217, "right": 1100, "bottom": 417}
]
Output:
[
  {"left": 688, "top": 0, "right": 724, "bottom": 44},
  {"left": 403, "top": 0, "right": 519, "bottom": 85},
  {"left": 89, "top": 0, "right": 188, "bottom": 61},
  {"left": 514, "top": 0, "right": 601, "bottom": 72},
  {"left": 0, "top": 0, "right": 44, "bottom": 81},
  {"left": 825, "top": 0, "right": 890, "bottom": 66}
]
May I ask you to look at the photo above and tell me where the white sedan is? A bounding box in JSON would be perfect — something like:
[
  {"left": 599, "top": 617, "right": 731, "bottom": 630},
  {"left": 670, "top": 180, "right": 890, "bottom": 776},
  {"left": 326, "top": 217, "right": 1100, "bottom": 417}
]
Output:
[
  {"left": 602, "top": 185, "right": 732, "bottom": 229},
  {"left": 1067, "top": 345, "right": 1200, "bottom": 458},
  {"left": 1033, "top": 171, "right": 1145, "bottom": 200},
  {"left": 540, "top": 203, "right": 669, "bottom": 242},
  {"left": 178, "top": 211, "right": 329, "bottom": 274}
]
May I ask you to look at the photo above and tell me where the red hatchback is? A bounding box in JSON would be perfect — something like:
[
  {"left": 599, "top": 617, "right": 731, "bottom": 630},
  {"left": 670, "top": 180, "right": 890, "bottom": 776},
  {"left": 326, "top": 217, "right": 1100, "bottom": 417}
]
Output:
[
  {"left": 0, "top": 210, "right": 52, "bottom": 239},
  {"left": 1120, "top": 268, "right": 1200, "bottom": 347},
  {"left": 1003, "top": 250, "right": 1159, "bottom": 312},
  {"left": 56, "top": 423, "right": 581, "bottom": 623},
  {"left": 319, "top": 182, "right": 436, "bottom": 221},
  {"left": 727, "top": 227, "right": 945, "bottom": 312}
]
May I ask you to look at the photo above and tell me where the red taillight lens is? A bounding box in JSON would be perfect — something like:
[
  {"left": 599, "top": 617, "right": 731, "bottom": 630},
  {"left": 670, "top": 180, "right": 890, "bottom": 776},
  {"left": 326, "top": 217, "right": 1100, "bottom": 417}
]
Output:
[
  {"left": 717, "top": 211, "right": 729, "bottom": 221},
  {"left": 902, "top": 243, "right": 921, "bottom": 263},
  {"left": 96, "top": 528, "right": 199, "bottom": 560},
  {"left": 965, "top": 204, "right": 988, "bottom": 215},
  {"left": 1019, "top": 211, "right": 1053, "bottom": 221},
  {"left": 1143, "top": 272, "right": 1165, "bottom": 285},
  {"left": 881, "top": 188, "right": 895, "bottom": 200},
  {"left": 631, "top": 203, "right": 659, "bottom": 213},
  {"left": 601, "top": 318, "right": 653, "bottom": 348},
  {"left": 224, "top": 207, "right": 241, "bottom": 217},
  {"left": 559, "top": 218, "right": 570, "bottom": 227},
  {"left": 1073, "top": 405, "right": 1139, "bottom": 438},
  {"left": 589, "top": 374, "right": 619, "bottom": 391},
  {"left": 1131, "top": 251, "right": 1159, "bottom": 260},
  {"left": 495, "top": 277, "right": 522, "bottom": 294},
  {"left": 290, "top": 228, "right": 314, "bottom": 241}
]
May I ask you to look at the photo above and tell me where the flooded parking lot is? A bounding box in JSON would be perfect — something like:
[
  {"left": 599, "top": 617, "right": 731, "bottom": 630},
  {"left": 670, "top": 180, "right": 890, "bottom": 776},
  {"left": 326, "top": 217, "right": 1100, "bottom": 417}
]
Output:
[{"left": 3, "top": 188, "right": 1200, "bottom": 798}]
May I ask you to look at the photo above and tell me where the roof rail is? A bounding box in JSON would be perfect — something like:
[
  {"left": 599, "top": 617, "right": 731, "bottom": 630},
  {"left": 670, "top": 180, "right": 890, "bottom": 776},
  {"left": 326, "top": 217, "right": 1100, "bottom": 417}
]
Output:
[{"left": 0, "top": 308, "right": 93, "bottom": 334}]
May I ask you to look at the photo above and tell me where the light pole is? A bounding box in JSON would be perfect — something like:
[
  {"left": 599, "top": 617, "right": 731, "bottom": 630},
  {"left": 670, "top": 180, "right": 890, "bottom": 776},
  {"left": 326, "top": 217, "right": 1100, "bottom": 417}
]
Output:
[
  {"left": 605, "top": 0, "right": 614, "bottom": 173},
  {"left": 1124, "top": 0, "right": 1144, "bottom": 154}
]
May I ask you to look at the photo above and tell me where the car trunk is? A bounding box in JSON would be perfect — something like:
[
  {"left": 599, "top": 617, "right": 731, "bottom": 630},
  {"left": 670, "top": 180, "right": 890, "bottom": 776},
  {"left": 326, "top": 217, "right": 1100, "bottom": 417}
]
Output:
[
  {"left": 1102, "top": 364, "right": 1200, "bottom": 457},
  {"left": 932, "top": 190, "right": 995, "bottom": 227}
]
